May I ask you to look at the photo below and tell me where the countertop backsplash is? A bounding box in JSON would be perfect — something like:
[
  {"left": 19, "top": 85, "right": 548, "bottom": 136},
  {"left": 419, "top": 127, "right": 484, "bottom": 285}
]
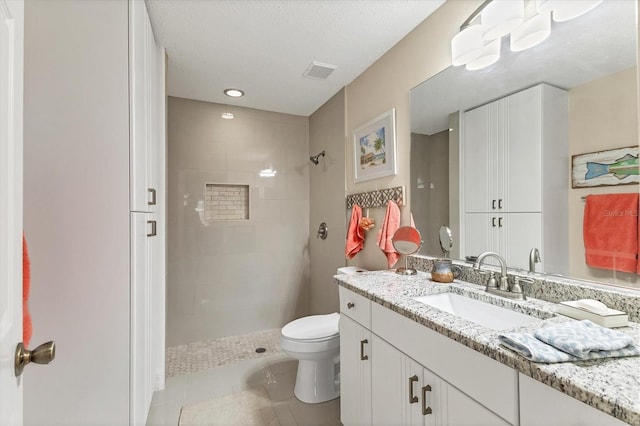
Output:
[{"left": 407, "top": 254, "right": 640, "bottom": 323}]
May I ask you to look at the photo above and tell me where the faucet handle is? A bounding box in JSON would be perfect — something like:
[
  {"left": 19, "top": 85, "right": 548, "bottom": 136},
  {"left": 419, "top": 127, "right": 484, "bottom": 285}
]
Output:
[
  {"left": 512, "top": 276, "right": 534, "bottom": 296},
  {"left": 486, "top": 271, "right": 498, "bottom": 289}
]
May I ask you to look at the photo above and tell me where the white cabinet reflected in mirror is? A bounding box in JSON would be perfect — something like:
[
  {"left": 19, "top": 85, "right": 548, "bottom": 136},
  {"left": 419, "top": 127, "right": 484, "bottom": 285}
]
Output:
[{"left": 410, "top": 0, "right": 638, "bottom": 288}]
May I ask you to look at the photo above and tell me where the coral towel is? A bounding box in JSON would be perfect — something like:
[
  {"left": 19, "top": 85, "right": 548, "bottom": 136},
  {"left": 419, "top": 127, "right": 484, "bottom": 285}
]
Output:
[
  {"left": 345, "top": 205, "right": 364, "bottom": 259},
  {"left": 377, "top": 200, "right": 401, "bottom": 268},
  {"left": 23, "top": 235, "right": 33, "bottom": 347},
  {"left": 583, "top": 193, "right": 638, "bottom": 273}
]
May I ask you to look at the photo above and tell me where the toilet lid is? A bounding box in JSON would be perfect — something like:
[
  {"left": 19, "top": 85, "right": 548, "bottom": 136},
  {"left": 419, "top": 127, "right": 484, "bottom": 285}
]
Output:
[{"left": 282, "top": 313, "right": 340, "bottom": 340}]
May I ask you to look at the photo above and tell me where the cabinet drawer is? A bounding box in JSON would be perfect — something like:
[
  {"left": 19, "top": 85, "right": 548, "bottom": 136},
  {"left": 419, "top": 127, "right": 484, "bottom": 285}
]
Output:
[{"left": 339, "top": 287, "right": 371, "bottom": 328}]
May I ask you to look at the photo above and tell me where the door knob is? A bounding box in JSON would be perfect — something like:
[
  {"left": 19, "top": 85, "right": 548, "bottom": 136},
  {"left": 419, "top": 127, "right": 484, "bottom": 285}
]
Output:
[{"left": 15, "top": 341, "right": 56, "bottom": 377}]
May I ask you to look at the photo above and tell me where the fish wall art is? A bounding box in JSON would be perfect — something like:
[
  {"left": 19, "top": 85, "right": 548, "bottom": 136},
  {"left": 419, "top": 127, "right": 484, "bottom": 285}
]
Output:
[{"left": 572, "top": 146, "right": 639, "bottom": 188}]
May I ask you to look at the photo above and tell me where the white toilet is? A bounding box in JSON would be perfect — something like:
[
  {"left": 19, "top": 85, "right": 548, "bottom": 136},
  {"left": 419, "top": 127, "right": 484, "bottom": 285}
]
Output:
[
  {"left": 281, "top": 266, "right": 368, "bottom": 404},
  {"left": 281, "top": 312, "right": 341, "bottom": 403}
]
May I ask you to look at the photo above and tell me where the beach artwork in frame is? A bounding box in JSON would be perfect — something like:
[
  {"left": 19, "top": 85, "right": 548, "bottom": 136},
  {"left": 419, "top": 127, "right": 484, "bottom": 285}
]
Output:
[
  {"left": 353, "top": 108, "right": 397, "bottom": 183},
  {"left": 571, "top": 146, "right": 639, "bottom": 188}
]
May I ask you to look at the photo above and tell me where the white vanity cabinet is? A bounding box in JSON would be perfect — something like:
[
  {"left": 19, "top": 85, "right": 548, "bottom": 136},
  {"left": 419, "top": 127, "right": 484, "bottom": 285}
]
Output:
[
  {"left": 339, "top": 287, "right": 514, "bottom": 426},
  {"left": 519, "top": 374, "right": 626, "bottom": 426},
  {"left": 461, "top": 84, "right": 568, "bottom": 273}
]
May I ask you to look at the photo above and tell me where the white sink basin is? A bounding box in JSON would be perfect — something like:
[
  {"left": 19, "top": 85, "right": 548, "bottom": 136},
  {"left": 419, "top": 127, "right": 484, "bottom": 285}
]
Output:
[{"left": 413, "top": 292, "right": 540, "bottom": 330}]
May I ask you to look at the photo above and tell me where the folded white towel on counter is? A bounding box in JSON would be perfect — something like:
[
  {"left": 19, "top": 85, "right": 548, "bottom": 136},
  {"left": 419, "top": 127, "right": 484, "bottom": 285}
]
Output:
[
  {"left": 499, "top": 330, "right": 640, "bottom": 363},
  {"left": 533, "top": 320, "right": 635, "bottom": 358}
]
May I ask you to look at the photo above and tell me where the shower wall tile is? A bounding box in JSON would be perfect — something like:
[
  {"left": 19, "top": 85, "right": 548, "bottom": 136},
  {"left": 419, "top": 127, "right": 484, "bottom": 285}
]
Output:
[{"left": 167, "top": 97, "right": 310, "bottom": 347}]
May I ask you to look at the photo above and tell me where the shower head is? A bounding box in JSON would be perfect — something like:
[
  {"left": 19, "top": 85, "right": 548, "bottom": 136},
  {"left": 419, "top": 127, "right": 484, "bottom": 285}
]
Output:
[{"left": 310, "top": 150, "right": 326, "bottom": 165}]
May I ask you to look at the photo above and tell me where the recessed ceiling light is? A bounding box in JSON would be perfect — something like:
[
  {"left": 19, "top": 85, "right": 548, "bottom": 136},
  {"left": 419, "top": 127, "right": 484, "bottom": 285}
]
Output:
[
  {"left": 221, "top": 112, "right": 234, "bottom": 120},
  {"left": 224, "top": 88, "right": 245, "bottom": 98}
]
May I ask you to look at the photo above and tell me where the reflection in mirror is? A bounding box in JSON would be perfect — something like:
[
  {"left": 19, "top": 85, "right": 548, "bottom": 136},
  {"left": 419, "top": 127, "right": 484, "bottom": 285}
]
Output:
[
  {"left": 392, "top": 226, "right": 423, "bottom": 275},
  {"left": 410, "top": 1, "right": 638, "bottom": 288},
  {"left": 439, "top": 225, "right": 453, "bottom": 257}
]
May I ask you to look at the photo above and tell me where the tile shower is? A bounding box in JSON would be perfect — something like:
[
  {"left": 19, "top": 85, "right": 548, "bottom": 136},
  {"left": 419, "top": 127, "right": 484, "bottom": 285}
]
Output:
[{"left": 167, "top": 97, "right": 311, "bottom": 347}]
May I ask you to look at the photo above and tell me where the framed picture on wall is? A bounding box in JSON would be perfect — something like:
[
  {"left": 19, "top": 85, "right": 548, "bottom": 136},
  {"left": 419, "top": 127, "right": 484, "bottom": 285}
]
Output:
[
  {"left": 353, "top": 108, "right": 397, "bottom": 183},
  {"left": 571, "top": 146, "right": 639, "bottom": 188}
]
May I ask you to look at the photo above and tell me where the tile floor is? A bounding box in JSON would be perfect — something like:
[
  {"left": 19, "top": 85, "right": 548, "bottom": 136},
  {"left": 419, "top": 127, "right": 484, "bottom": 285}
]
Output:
[{"left": 147, "top": 331, "right": 341, "bottom": 426}]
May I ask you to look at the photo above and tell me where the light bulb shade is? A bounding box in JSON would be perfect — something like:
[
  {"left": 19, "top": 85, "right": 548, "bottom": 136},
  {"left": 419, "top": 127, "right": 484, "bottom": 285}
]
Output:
[
  {"left": 465, "top": 38, "right": 502, "bottom": 71},
  {"left": 510, "top": 11, "right": 551, "bottom": 52},
  {"left": 221, "top": 112, "right": 234, "bottom": 119},
  {"left": 451, "top": 25, "right": 484, "bottom": 66},
  {"left": 482, "top": 0, "right": 525, "bottom": 41},
  {"left": 536, "top": 0, "right": 602, "bottom": 22},
  {"left": 466, "top": 38, "right": 501, "bottom": 71}
]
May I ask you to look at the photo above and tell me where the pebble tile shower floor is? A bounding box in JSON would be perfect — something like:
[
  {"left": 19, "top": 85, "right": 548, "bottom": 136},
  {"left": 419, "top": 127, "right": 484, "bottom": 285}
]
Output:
[{"left": 166, "top": 328, "right": 283, "bottom": 377}]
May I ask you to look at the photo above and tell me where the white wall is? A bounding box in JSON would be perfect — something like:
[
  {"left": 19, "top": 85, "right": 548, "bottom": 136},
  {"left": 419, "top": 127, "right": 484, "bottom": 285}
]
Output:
[{"left": 23, "top": 1, "right": 131, "bottom": 424}]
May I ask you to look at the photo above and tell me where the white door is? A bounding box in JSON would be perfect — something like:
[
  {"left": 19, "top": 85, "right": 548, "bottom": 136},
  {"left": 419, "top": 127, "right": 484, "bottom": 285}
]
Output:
[{"left": 0, "top": 0, "right": 23, "bottom": 424}]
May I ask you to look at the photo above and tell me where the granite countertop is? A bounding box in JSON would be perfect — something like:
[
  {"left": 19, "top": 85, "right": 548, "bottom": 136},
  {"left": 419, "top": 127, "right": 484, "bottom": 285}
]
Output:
[{"left": 335, "top": 270, "right": 640, "bottom": 425}]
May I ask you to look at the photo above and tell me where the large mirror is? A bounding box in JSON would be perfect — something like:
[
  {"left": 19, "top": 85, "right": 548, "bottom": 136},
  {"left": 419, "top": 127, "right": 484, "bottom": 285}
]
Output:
[{"left": 410, "top": 0, "right": 638, "bottom": 288}]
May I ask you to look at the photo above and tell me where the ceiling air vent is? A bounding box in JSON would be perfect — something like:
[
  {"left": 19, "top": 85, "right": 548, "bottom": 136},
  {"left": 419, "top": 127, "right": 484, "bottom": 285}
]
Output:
[{"left": 303, "top": 61, "right": 337, "bottom": 80}]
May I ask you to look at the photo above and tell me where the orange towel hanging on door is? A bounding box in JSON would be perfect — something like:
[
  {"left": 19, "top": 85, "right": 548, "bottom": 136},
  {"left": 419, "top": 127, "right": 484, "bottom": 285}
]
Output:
[{"left": 583, "top": 193, "right": 638, "bottom": 273}]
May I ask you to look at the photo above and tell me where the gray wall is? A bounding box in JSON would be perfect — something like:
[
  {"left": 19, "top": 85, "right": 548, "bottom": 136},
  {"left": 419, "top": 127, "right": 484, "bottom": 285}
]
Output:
[
  {"left": 308, "top": 89, "right": 347, "bottom": 315},
  {"left": 167, "top": 97, "right": 310, "bottom": 346}
]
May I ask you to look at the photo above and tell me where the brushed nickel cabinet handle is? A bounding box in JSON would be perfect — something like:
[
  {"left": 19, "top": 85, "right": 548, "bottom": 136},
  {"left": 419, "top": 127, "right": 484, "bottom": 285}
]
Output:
[
  {"left": 148, "top": 188, "right": 157, "bottom": 206},
  {"left": 347, "top": 302, "right": 355, "bottom": 309},
  {"left": 147, "top": 220, "right": 157, "bottom": 237},
  {"left": 360, "top": 339, "right": 369, "bottom": 361},
  {"left": 492, "top": 199, "right": 496, "bottom": 210},
  {"left": 498, "top": 217, "right": 503, "bottom": 228},
  {"left": 422, "top": 384, "right": 433, "bottom": 415},
  {"left": 492, "top": 217, "right": 496, "bottom": 227},
  {"left": 409, "top": 375, "right": 419, "bottom": 404},
  {"left": 498, "top": 198, "right": 503, "bottom": 209}
]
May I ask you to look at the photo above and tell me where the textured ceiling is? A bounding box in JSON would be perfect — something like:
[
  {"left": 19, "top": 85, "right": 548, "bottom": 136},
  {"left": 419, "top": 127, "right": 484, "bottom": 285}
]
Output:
[{"left": 146, "top": 0, "right": 445, "bottom": 116}]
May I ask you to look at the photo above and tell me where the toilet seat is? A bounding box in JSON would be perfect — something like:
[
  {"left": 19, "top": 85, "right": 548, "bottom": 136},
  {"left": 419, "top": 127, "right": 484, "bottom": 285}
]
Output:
[{"left": 281, "top": 312, "right": 339, "bottom": 341}]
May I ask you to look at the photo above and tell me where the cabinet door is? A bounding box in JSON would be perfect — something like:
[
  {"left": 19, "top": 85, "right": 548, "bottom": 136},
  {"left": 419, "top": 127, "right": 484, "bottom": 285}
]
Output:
[
  {"left": 504, "top": 86, "right": 542, "bottom": 212},
  {"left": 463, "top": 213, "right": 495, "bottom": 262},
  {"left": 340, "top": 315, "right": 372, "bottom": 426},
  {"left": 371, "top": 335, "right": 405, "bottom": 425},
  {"left": 519, "top": 374, "right": 626, "bottom": 426},
  {"left": 130, "top": 0, "right": 158, "bottom": 213},
  {"left": 501, "top": 213, "right": 541, "bottom": 270},
  {"left": 413, "top": 363, "right": 440, "bottom": 426},
  {"left": 442, "top": 383, "right": 510, "bottom": 426},
  {"left": 462, "top": 103, "right": 493, "bottom": 213},
  {"left": 131, "top": 212, "right": 155, "bottom": 425}
]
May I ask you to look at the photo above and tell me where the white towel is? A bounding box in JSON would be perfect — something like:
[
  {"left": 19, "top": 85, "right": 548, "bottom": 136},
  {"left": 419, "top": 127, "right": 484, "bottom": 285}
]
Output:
[{"left": 534, "top": 320, "right": 634, "bottom": 358}]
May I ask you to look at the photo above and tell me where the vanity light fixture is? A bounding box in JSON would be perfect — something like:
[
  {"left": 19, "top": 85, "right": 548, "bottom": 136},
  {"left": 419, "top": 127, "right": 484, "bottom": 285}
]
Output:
[
  {"left": 451, "top": 0, "right": 602, "bottom": 70},
  {"left": 224, "top": 88, "right": 245, "bottom": 98}
]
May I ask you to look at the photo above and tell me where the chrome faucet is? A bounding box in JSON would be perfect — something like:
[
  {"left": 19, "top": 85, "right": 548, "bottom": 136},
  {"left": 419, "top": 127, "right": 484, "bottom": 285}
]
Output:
[
  {"left": 473, "top": 251, "right": 526, "bottom": 300},
  {"left": 529, "top": 248, "right": 541, "bottom": 273}
]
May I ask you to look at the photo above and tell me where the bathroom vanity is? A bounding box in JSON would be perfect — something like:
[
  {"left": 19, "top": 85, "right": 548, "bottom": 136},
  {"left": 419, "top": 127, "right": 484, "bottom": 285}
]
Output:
[{"left": 336, "top": 269, "right": 640, "bottom": 426}]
